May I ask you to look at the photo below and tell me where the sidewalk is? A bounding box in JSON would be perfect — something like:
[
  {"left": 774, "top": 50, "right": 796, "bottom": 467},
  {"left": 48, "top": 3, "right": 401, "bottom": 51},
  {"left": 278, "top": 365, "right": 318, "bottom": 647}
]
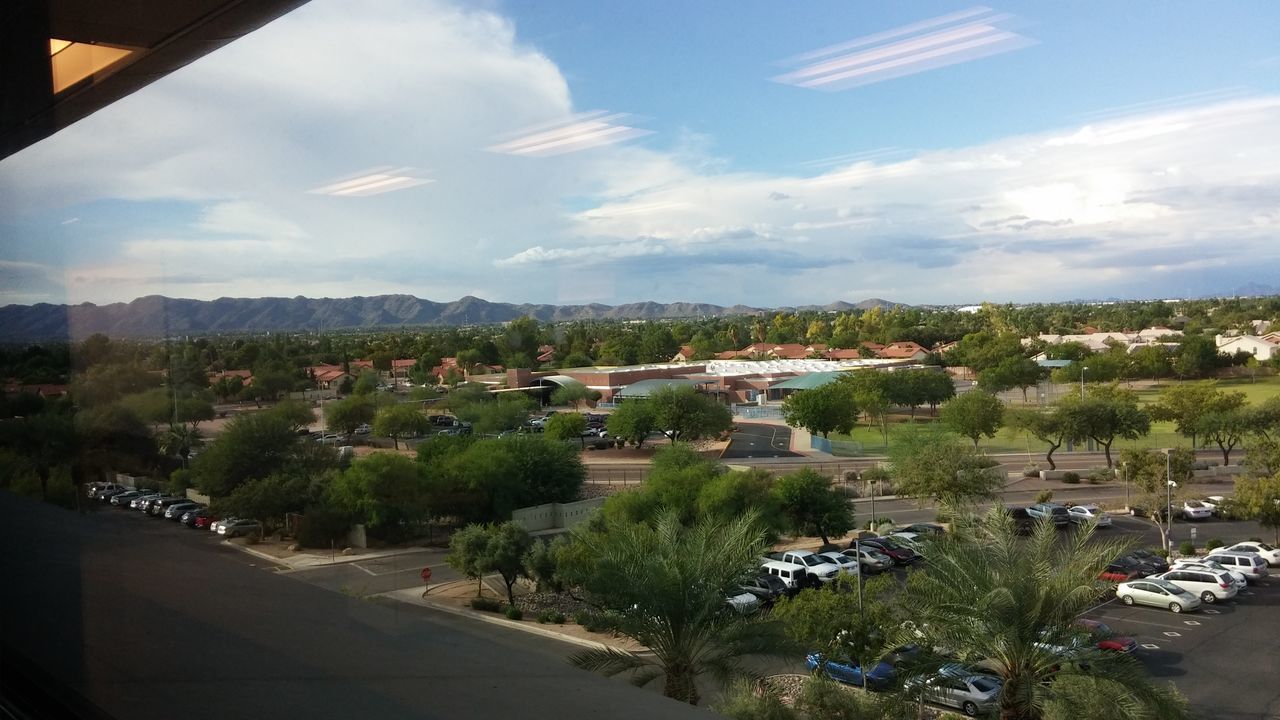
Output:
[{"left": 227, "top": 542, "right": 432, "bottom": 570}]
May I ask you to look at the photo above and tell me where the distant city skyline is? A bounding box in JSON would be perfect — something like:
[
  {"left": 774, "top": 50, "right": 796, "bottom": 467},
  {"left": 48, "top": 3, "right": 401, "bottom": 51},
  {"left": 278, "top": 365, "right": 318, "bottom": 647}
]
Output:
[{"left": 2, "top": 0, "right": 1279, "bottom": 308}]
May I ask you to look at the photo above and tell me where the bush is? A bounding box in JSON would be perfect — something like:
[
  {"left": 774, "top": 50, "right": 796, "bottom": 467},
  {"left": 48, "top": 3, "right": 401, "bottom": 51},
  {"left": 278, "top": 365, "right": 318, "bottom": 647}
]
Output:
[
  {"left": 1035, "top": 489, "right": 1055, "bottom": 504},
  {"left": 296, "top": 505, "right": 352, "bottom": 549},
  {"left": 1062, "top": 472, "right": 1080, "bottom": 484},
  {"left": 537, "top": 609, "right": 566, "bottom": 624},
  {"left": 864, "top": 516, "right": 894, "bottom": 530},
  {"left": 572, "top": 610, "right": 593, "bottom": 627},
  {"left": 1087, "top": 468, "right": 1112, "bottom": 484},
  {"left": 1206, "top": 538, "right": 1224, "bottom": 551},
  {"left": 504, "top": 605, "right": 524, "bottom": 621},
  {"left": 1023, "top": 464, "right": 1041, "bottom": 478},
  {"left": 470, "top": 597, "right": 502, "bottom": 612},
  {"left": 1179, "top": 540, "right": 1196, "bottom": 556}
]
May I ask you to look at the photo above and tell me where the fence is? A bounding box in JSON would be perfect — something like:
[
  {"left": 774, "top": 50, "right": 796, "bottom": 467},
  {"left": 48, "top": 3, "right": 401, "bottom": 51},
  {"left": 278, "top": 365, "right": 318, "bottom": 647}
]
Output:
[
  {"left": 584, "top": 465, "right": 651, "bottom": 484},
  {"left": 732, "top": 404, "right": 784, "bottom": 419}
]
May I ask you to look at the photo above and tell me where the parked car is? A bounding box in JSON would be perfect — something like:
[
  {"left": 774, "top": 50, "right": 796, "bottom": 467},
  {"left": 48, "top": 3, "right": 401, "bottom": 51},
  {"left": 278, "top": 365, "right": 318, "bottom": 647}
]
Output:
[
  {"left": 1170, "top": 559, "right": 1247, "bottom": 590},
  {"left": 130, "top": 493, "right": 161, "bottom": 510},
  {"left": 1115, "top": 578, "right": 1202, "bottom": 613},
  {"left": 740, "top": 574, "right": 790, "bottom": 605},
  {"left": 194, "top": 514, "right": 218, "bottom": 530},
  {"left": 857, "top": 537, "right": 918, "bottom": 565},
  {"left": 164, "top": 501, "right": 202, "bottom": 520},
  {"left": 896, "top": 522, "right": 946, "bottom": 536},
  {"left": 138, "top": 494, "right": 174, "bottom": 513},
  {"left": 905, "top": 665, "right": 1003, "bottom": 717},
  {"left": 210, "top": 517, "right": 238, "bottom": 534},
  {"left": 353, "top": 423, "right": 372, "bottom": 435},
  {"left": 87, "top": 482, "right": 125, "bottom": 499},
  {"left": 1066, "top": 504, "right": 1112, "bottom": 527},
  {"left": 219, "top": 519, "right": 263, "bottom": 539},
  {"left": 150, "top": 497, "right": 188, "bottom": 516},
  {"left": 110, "top": 490, "right": 145, "bottom": 506},
  {"left": 760, "top": 560, "right": 811, "bottom": 592},
  {"left": 96, "top": 487, "right": 133, "bottom": 502},
  {"left": 1201, "top": 551, "right": 1270, "bottom": 582},
  {"left": 1181, "top": 500, "right": 1213, "bottom": 521},
  {"left": 1074, "top": 619, "right": 1138, "bottom": 654},
  {"left": 724, "top": 591, "right": 760, "bottom": 615},
  {"left": 762, "top": 550, "right": 841, "bottom": 582},
  {"left": 1196, "top": 497, "right": 1221, "bottom": 515},
  {"left": 805, "top": 653, "right": 895, "bottom": 690},
  {"left": 181, "top": 508, "right": 212, "bottom": 527},
  {"left": 816, "top": 551, "right": 861, "bottom": 578},
  {"left": 1027, "top": 502, "right": 1070, "bottom": 526},
  {"left": 1221, "top": 541, "right": 1280, "bottom": 567},
  {"left": 842, "top": 546, "right": 894, "bottom": 574},
  {"left": 1152, "top": 568, "right": 1239, "bottom": 604},
  {"left": 1124, "top": 548, "right": 1169, "bottom": 573},
  {"left": 1099, "top": 561, "right": 1143, "bottom": 583},
  {"left": 1008, "top": 507, "right": 1037, "bottom": 534}
]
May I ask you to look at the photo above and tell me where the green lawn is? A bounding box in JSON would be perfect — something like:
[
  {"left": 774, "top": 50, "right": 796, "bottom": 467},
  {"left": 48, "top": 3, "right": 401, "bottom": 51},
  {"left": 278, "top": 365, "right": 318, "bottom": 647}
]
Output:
[{"left": 828, "top": 376, "right": 1280, "bottom": 458}]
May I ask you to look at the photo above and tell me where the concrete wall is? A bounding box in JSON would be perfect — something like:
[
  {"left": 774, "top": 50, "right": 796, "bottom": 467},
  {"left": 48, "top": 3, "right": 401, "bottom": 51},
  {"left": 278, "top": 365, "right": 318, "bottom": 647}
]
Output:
[
  {"left": 185, "top": 489, "right": 211, "bottom": 505},
  {"left": 512, "top": 497, "right": 605, "bottom": 533}
]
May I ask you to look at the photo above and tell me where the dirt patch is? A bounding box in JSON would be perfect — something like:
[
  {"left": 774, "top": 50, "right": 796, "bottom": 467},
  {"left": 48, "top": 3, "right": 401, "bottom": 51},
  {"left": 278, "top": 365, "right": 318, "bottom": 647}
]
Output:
[{"left": 425, "top": 582, "right": 645, "bottom": 652}]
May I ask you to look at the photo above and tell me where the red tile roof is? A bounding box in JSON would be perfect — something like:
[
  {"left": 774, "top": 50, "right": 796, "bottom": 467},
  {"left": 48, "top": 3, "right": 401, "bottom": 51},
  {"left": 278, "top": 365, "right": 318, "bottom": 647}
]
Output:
[{"left": 823, "top": 348, "right": 863, "bottom": 360}]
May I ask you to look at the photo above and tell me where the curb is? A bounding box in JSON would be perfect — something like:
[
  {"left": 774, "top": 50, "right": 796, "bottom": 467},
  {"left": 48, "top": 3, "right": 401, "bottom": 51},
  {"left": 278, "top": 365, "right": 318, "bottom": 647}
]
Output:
[
  {"left": 375, "top": 587, "right": 630, "bottom": 653},
  {"left": 222, "top": 541, "right": 433, "bottom": 571}
]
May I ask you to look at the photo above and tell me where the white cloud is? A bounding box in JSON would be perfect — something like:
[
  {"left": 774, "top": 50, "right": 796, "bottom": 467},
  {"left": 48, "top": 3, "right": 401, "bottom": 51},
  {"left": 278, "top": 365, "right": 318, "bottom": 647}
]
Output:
[{"left": 0, "top": 0, "right": 1278, "bottom": 307}]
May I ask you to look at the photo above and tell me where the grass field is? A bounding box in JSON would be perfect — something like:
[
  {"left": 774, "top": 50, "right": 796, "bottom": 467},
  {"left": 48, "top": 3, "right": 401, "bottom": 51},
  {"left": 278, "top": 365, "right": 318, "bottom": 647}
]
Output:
[{"left": 829, "top": 376, "right": 1280, "bottom": 458}]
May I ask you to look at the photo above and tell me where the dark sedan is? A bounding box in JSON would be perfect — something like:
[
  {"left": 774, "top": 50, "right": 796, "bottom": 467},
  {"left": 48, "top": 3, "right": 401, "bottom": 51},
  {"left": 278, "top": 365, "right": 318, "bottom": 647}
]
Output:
[
  {"left": 1124, "top": 549, "right": 1169, "bottom": 574},
  {"left": 740, "top": 574, "right": 790, "bottom": 605}
]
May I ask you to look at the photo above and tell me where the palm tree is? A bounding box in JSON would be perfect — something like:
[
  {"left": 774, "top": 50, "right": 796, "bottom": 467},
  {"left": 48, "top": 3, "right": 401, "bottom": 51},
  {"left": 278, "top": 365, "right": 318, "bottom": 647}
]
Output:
[
  {"left": 160, "top": 422, "right": 203, "bottom": 468},
  {"left": 894, "top": 510, "right": 1191, "bottom": 720},
  {"left": 566, "top": 511, "right": 793, "bottom": 705}
]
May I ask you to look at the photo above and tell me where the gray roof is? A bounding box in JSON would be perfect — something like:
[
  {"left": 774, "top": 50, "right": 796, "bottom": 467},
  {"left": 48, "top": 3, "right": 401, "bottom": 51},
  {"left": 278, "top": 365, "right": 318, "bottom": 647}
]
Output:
[{"left": 616, "top": 378, "right": 700, "bottom": 398}]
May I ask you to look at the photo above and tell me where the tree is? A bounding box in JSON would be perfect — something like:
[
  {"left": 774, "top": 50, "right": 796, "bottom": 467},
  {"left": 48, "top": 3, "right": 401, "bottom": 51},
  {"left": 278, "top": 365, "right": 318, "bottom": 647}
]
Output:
[
  {"left": 550, "top": 383, "right": 602, "bottom": 409},
  {"left": 772, "top": 468, "right": 853, "bottom": 544},
  {"left": 1173, "top": 334, "right": 1220, "bottom": 379},
  {"left": 271, "top": 399, "right": 316, "bottom": 432},
  {"left": 1060, "top": 385, "right": 1151, "bottom": 468},
  {"left": 1129, "top": 345, "right": 1172, "bottom": 381},
  {"left": 887, "top": 426, "right": 1002, "bottom": 510},
  {"left": 544, "top": 412, "right": 587, "bottom": 443},
  {"left": 373, "top": 403, "right": 431, "bottom": 450},
  {"left": 1195, "top": 405, "right": 1254, "bottom": 465},
  {"left": 1006, "top": 406, "right": 1078, "bottom": 470},
  {"left": 499, "top": 316, "right": 543, "bottom": 368},
  {"left": 327, "top": 453, "right": 428, "bottom": 540},
  {"left": 838, "top": 371, "right": 892, "bottom": 446},
  {"left": 939, "top": 390, "right": 1005, "bottom": 448},
  {"left": 697, "top": 468, "right": 784, "bottom": 539},
  {"left": 325, "top": 395, "right": 376, "bottom": 436},
  {"left": 352, "top": 370, "right": 381, "bottom": 396},
  {"left": 1119, "top": 447, "right": 1195, "bottom": 552},
  {"left": 605, "top": 400, "right": 655, "bottom": 448},
  {"left": 419, "top": 435, "right": 585, "bottom": 523},
  {"left": 781, "top": 384, "right": 857, "bottom": 439},
  {"left": 564, "top": 511, "right": 792, "bottom": 705},
  {"left": 482, "top": 521, "right": 533, "bottom": 606},
  {"left": 1233, "top": 473, "right": 1280, "bottom": 545},
  {"left": 647, "top": 385, "right": 733, "bottom": 443},
  {"left": 219, "top": 473, "right": 310, "bottom": 533},
  {"left": 943, "top": 331, "right": 1024, "bottom": 374},
  {"left": 190, "top": 410, "right": 308, "bottom": 497},
  {"left": 1149, "top": 383, "right": 1243, "bottom": 454},
  {"left": 977, "top": 355, "right": 1045, "bottom": 402},
  {"left": 524, "top": 535, "right": 570, "bottom": 593},
  {"left": 447, "top": 523, "right": 491, "bottom": 596},
  {"left": 160, "top": 422, "right": 203, "bottom": 468},
  {"left": 897, "top": 510, "right": 1192, "bottom": 720}
]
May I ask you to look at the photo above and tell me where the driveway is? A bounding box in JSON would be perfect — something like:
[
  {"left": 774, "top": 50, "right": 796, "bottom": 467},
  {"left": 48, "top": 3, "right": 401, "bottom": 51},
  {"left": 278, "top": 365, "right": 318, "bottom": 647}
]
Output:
[{"left": 722, "top": 422, "right": 801, "bottom": 459}]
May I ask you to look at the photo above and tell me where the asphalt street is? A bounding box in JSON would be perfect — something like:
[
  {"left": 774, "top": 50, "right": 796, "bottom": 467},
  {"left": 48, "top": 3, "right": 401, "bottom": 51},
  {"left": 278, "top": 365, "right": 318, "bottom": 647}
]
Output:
[
  {"left": 723, "top": 422, "right": 801, "bottom": 459},
  {"left": 0, "top": 492, "right": 712, "bottom": 720},
  {"left": 286, "top": 548, "right": 461, "bottom": 596}
]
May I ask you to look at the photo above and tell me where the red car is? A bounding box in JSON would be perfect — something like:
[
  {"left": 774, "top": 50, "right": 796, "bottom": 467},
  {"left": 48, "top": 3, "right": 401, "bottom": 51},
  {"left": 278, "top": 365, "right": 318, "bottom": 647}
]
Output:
[
  {"left": 1076, "top": 619, "right": 1138, "bottom": 653},
  {"left": 194, "top": 514, "right": 218, "bottom": 530},
  {"left": 1098, "top": 561, "right": 1142, "bottom": 583}
]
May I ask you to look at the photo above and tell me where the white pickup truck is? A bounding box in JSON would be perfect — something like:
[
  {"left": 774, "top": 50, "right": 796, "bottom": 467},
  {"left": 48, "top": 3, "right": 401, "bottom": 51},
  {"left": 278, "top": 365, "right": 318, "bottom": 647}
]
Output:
[{"left": 762, "top": 550, "right": 840, "bottom": 585}]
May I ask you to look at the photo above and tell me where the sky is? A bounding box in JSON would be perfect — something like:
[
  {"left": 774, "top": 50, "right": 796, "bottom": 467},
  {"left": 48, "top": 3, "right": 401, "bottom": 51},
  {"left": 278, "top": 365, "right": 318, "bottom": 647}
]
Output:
[{"left": 2, "top": 0, "right": 1279, "bottom": 308}]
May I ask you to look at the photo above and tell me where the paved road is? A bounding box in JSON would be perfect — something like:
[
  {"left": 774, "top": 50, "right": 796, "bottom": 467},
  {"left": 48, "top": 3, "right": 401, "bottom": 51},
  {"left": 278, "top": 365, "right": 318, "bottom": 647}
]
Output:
[
  {"left": 723, "top": 422, "right": 801, "bottom": 459},
  {"left": 0, "top": 492, "right": 712, "bottom": 720},
  {"left": 287, "top": 548, "right": 461, "bottom": 596}
]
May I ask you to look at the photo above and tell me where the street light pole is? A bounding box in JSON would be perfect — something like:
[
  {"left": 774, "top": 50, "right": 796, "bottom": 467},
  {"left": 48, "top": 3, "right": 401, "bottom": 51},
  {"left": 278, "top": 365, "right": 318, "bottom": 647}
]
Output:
[
  {"left": 1122, "top": 461, "right": 1129, "bottom": 511},
  {"left": 1164, "top": 449, "right": 1174, "bottom": 554},
  {"left": 1080, "top": 365, "right": 1089, "bottom": 400}
]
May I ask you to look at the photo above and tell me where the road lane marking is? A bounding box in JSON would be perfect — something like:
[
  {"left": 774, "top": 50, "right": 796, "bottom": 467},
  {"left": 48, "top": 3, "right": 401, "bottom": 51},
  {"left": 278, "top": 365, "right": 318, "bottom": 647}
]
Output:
[
  {"left": 1162, "top": 631, "right": 1181, "bottom": 637},
  {"left": 1098, "top": 616, "right": 1201, "bottom": 631},
  {"left": 1202, "top": 608, "right": 1221, "bottom": 614},
  {"left": 1183, "top": 620, "right": 1201, "bottom": 626},
  {"left": 1140, "top": 643, "right": 1160, "bottom": 649},
  {"left": 352, "top": 563, "right": 377, "bottom": 576}
]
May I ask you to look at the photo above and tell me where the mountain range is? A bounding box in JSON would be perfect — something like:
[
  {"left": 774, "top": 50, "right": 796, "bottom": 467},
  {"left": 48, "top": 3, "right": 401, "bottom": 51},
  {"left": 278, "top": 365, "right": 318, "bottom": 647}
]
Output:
[{"left": 0, "top": 295, "right": 904, "bottom": 341}]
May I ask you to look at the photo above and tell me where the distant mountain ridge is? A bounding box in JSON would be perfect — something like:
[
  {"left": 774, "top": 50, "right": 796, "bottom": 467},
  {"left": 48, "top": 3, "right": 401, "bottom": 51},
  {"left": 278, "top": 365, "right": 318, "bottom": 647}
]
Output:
[{"left": 0, "top": 295, "right": 907, "bottom": 341}]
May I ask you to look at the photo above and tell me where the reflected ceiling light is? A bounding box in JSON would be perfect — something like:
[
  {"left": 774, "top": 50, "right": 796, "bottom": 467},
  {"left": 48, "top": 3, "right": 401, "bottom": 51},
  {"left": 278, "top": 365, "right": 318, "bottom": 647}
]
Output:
[
  {"left": 488, "top": 111, "right": 653, "bottom": 157},
  {"left": 308, "top": 166, "right": 434, "bottom": 197},
  {"left": 773, "top": 7, "right": 1034, "bottom": 91},
  {"left": 49, "top": 37, "right": 142, "bottom": 94}
]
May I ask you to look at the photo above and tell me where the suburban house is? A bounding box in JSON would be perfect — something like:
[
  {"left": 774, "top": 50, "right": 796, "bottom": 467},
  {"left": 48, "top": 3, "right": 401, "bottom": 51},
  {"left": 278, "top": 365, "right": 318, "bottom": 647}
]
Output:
[
  {"left": 309, "top": 364, "right": 354, "bottom": 390},
  {"left": 536, "top": 345, "right": 557, "bottom": 364},
  {"left": 208, "top": 368, "right": 253, "bottom": 386},
  {"left": 1215, "top": 335, "right": 1279, "bottom": 362},
  {"left": 671, "top": 345, "right": 698, "bottom": 362},
  {"left": 877, "top": 341, "right": 928, "bottom": 361},
  {"left": 2, "top": 382, "right": 69, "bottom": 399}
]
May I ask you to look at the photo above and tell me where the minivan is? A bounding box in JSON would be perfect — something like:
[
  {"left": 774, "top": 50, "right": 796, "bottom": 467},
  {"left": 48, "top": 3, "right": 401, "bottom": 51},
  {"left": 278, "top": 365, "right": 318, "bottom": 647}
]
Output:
[
  {"left": 1202, "top": 552, "right": 1270, "bottom": 583},
  {"left": 1152, "top": 568, "right": 1239, "bottom": 604},
  {"left": 760, "top": 560, "right": 809, "bottom": 591}
]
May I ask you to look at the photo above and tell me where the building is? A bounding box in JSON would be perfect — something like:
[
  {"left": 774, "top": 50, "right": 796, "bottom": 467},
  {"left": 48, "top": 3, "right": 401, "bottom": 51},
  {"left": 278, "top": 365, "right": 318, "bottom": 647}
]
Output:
[
  {"left": 309, "top": 365, "right": 353, "bottom": 390},
  {"left": 1215, "top": 335, "right": 1278, "bottom": 362},
  {"left": 877, "top": 341, "right": 928, "bottom": 361}
]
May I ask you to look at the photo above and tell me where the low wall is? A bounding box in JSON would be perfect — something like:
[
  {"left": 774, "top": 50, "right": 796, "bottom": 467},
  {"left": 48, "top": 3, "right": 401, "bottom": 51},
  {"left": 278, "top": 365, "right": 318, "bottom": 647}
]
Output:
[{"left": 512, "top": 497, "right": 605, "bottom": 533}]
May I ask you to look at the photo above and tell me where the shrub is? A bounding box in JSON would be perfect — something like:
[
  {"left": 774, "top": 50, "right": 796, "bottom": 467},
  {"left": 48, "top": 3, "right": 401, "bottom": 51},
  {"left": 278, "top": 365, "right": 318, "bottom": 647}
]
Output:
[
  {"left": 1035, "top": 489, "right": 1055, "bottom": 504},
  {"left": 1023, "top": 464, "right": 1041, "bottom": 478},
  {"left": 1062, "top": 472, "right": 1080, "bottom": 484},
  {"left": 1206, "top": 538, "right": 1224, "bottom": 551},
  {"left": 537, "top": 609, "right": 566, "bottom": 624},
  {"left": 864, "top": 516, "right": 894, "bottom": 530},
  {"left": 1179, "top": 540, "right": 1196, "bottom": 556},
  {"left": 296, "top": 505, "right": 352, "bottom": 550},
  {"left": 504, "top": 605, "right": 524, "bottom": 621},
  {"left": 470, "top": 597, "right": 502, "bottom": 612}
]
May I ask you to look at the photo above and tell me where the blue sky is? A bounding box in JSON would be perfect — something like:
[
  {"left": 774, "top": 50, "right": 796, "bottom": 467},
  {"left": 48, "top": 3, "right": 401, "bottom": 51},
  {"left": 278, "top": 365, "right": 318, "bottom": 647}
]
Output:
[{"left": 2, "top": 0, "right": 1279, "bottom": 308}]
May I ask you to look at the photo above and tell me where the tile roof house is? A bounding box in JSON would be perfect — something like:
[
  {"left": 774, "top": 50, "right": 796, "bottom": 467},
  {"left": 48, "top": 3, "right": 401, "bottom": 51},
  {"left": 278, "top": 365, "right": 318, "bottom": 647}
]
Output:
[
  {"left": 876, "top": 341, "right": 928, "bottom": 360},
  {"left": 1215, "top": 335, "right": 1278, "bottom": 362},
  {"left": 209, "top": 369, "right": 253, "bottom": 386},
  {"left": 3, "top": 382, "right": 69, "bottom": 398},
  {"left": 672, "top": 345, "right": 697, "bottom": 362},
  {"left": 536, "top": 345, "right": 557, "bottom": 364},
  {"left": 822, "top": 348, "right": 863, "bottom": 360}
]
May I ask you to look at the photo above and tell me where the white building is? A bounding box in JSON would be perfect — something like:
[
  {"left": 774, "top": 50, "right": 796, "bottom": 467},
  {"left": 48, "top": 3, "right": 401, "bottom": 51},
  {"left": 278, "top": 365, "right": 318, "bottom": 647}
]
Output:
[{"left": 1215, "top": 335, "right": 1278, "bottom": 362}]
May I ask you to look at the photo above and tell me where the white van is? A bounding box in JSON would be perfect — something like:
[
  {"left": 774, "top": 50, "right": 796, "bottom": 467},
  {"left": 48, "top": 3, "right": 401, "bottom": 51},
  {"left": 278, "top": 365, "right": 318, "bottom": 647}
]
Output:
[
  {"left": 1201, "top": 552, "right": 1270, "bottom": 583},
  {"left": 760, "top": 560, "right": 809, "bottom": 591},
  {"left": 1152, "top": 568, "right": 1239, "bottom": 604}
]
